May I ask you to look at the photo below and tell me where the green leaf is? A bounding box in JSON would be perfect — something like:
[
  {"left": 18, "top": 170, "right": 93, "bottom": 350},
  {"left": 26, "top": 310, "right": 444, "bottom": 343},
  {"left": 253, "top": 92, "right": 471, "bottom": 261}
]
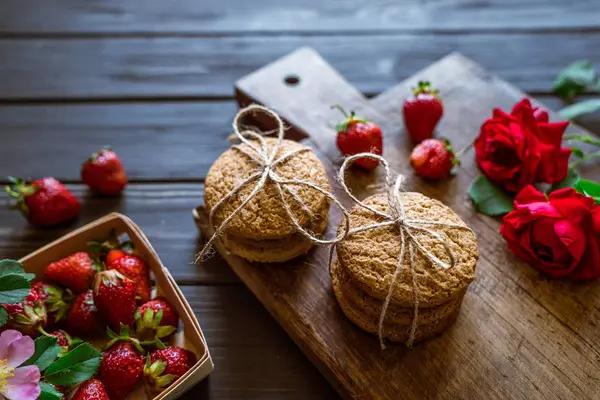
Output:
[
  {"left": 574, "top": 179, "right": 600, "bottom": 200},
  {"left": 21, "top": 336, "right": 61, "bottom": 372},
  {"left": 559, "top": 99, "right": 600, "bottom": 120},
  {"left": 44, "top": 343, "right": 102, "bottom": 386},
  {"left": 0, "top": 274, "right": 32, "bottom": 304},
  {"left": 0, "top": 260, "right": 35, "bottom": 281},
  {"left": 550, "top": 168, "right": 580, "bottom": 192},
  {"left": 0, "top": 306, "right": 7, "bottom": 328},
  {"left": 38, "top": 382, "right": 63, "bottom": 400},
  {"left": 569, "top": 147, "right": 585, "bottom": 158},
  {"left": 468, "top": 176, "right": 515, "bottom": 216},
  {"left": 553, "top": 60, "right": 596, "bottom": 99}
]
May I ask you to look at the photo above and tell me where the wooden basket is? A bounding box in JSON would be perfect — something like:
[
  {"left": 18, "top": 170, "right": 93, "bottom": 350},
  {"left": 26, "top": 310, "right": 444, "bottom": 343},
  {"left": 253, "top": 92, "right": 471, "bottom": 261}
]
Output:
[{"left": 18, "top": 212, "right": 214, "bottom": 400}]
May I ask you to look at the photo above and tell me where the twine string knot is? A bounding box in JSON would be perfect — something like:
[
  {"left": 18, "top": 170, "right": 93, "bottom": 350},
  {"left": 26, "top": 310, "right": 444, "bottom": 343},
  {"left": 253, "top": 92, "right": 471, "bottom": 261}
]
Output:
[
  {"left": 198, "top": 104, "right": 350, "bottom": 262},
  {"left": 334, "top": 153, "right": 474, "bottom": 349}
]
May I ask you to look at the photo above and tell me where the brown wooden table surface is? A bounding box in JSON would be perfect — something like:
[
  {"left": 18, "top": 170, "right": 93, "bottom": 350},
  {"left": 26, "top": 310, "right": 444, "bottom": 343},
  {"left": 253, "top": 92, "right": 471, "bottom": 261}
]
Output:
[{"left": 1, "top": 2, "right": 599, "bottom": 399}]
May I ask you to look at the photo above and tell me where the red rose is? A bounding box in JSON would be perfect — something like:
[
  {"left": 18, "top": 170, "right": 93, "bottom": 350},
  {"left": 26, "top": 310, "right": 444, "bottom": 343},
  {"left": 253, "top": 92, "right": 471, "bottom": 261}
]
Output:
[
  {"left": 475, "top": 98, "right": 570, "bottom": 193},
  {"left": 500, "top": 185, "right": 600, "bottom": 280}
]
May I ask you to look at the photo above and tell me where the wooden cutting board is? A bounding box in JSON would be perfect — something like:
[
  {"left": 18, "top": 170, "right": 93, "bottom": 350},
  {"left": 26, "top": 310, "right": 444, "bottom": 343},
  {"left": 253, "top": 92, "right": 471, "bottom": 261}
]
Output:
[{"left": 195, "top": 49, "right": 600, "bottom": 400}]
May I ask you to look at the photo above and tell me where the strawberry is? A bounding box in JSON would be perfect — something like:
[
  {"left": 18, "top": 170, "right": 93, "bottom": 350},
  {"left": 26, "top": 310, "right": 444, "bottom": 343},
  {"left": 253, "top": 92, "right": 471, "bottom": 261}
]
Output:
[
  {"left": 403, "top": 81, "right": 444, "bottom": 143},
  {"left": 5, "top": 177, "right": 80, "bottom": 227},
  {"left": 532, "top": 105, "right": 550, "bottom": 123},
  {"left": 81, "top": 148, "right": 128, "bottom": 195},
  {"left": 72, "top": 379, "right": 110, "bottom": 400},
  {"left": 135, "top": 297, "right": 179, "bottom": 342},
  {"left": 31, "top": 281, "right": 73, "bottom": 327},
  {"left": 106, "top": 250, "right": 151, "bottom": 303},
  {"left": 2, "top": 288, "right": 47, "bottom": 336},
  {"left": 66, "top": 290, "right": 105, "bottom": 337},
  {"left": 45, "top": 252, "right": 100, "bottom": 294},
  {"left": 333, "top": 105, "right": 383, "bottom": 171},
  {"left": 144, "top": 346, "right": 196, "bottom": 393},
  {"left": 99, "top": 342, "right": 144, "bottom": 400},
  {"left": 89, "top": 236, "right": 151, "bottom": 303},
  {"left": 94, "top": 270, "right": 137, "bottom": 330},
  {"left": 410, "top": 138, "right": 459, "bottom": 180},
  {"left": 45, "top": 329, "right": 83, "bottom": 357}
]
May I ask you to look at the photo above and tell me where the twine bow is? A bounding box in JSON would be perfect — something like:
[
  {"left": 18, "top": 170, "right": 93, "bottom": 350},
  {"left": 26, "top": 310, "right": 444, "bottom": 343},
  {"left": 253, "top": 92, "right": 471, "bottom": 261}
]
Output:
[
  {"left": 198, "top": 104, "right": 350, "bottom": 262},
  {"left": 333, "top": 153, "right": 474, "bottom": 349}
]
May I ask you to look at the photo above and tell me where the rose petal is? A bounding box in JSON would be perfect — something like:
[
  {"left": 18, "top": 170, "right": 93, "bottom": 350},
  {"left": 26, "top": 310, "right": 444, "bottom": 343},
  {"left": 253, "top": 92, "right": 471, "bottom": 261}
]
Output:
[
  {"left": 572, "top": 237, "right": 600, "bottom": 280},
  {"left": 0, "top": 331, "right": 22, "bottom": 361},
  {"left": 554, "top": 219, "right": 587, "bottom": 264},
  {"left": 536, "top": 147, "right": 572, "bottom": 184},
  {"left": 515, "top": 185, "right": 546, "bottom": 205},
  {"left": 2, "top": 366, "right": 40, "bottom": 400},
  {"left": 5, "top": 335, "right": 35, "bottom": 368},
  {"left": 536, "top": 121, "right": 569, "bottom": 147},
  {"left": 511, "top": 98, "right": 533, "bottom": 117}
]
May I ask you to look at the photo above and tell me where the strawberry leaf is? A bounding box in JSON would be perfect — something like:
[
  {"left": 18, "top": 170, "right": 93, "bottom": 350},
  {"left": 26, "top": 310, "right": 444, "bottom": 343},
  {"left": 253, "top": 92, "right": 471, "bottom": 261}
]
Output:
[
  {"left": 38, "top": 382, "right": 63, "bottom": 400},
  {"left": 21, "top": 336, "right": 61, "bottom": 372},
  {"left": 468, "top": 176, "right": 514, "bottom": 216},
  {"left": 0, "top": 306, "right": 7, "bottom": 328},
  {"left": 573, "top": 179, "right": 600, "bottom": 205},
  {"left": 44, "top": 343, "right": 102, "bottom": 386},
  {"left": 0, "top": 274, "right": 32, "bottom": 304}
]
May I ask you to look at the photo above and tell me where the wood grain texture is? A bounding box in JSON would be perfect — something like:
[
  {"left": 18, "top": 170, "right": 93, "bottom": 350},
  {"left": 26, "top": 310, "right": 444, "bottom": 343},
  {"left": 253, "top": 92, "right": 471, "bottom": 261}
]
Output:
[
  {"left": 0, "top": 97, "right": 598, "bottom": 182},
  {"left": 0, "top": 102, "right": 236, "bottom": 181},
  {"left": 179, "top": 285, "right": 337, "bottom": 400},
  {"left": 199, "top": 50, "right": 600, "bottom": 399},
  {"left": 0, "top": 0, "right": 598, "bottom": 34},
  {"left": 1, "top": 34, "right": 599, "bottom": 100}
]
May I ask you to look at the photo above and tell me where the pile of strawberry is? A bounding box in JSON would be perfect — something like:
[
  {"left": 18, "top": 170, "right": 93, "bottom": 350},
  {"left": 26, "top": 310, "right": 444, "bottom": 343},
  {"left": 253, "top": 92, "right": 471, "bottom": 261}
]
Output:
[
  {"left": 1, "top": 236, "right": 196, "bottom": 400},
  {"left": 334, "top": 81, "right": 459, "bottom": 180}
]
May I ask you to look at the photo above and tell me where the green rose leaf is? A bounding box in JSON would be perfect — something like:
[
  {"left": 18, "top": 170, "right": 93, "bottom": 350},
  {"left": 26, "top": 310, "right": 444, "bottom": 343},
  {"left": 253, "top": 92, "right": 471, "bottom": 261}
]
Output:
[
  {"left": 559, "top": 99, "right": 600, "bottom": 120},
  {"left": 0, "top": 306, "right": 7, "bottom": 328},
  {"left": 38, "top": 382, "right": 63, "bottom": 400},
  {"left": 573, "top": 179, "right": 600, "bottom": 205},
  {"left": 468, "top": 176, "right": 514, "bottom": 217},
  {"left": 554, "top": 60, "right": 596, "bottom": 100},
  {"left": 21, "top": 336, "right": 61, "bottom": 372},
  {"left": 44, "top": 343, "right": 102, "bottom": 386},
  {"left": 549, "top": 168, "right": 580, "bottom": 192}
]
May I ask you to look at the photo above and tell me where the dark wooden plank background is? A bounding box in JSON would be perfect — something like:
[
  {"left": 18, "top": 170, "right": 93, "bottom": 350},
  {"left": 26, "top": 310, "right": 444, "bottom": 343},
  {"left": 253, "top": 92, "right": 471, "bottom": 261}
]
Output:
[{"left": 0, "top": 2, "right": 599, "bottom": 398}]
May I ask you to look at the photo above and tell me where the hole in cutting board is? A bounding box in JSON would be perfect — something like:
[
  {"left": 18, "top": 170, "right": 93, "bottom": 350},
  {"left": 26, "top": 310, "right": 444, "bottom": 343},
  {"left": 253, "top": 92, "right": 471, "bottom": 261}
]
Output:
[{"left": 284, "top": 74, "right": 300, "bottom": 86}]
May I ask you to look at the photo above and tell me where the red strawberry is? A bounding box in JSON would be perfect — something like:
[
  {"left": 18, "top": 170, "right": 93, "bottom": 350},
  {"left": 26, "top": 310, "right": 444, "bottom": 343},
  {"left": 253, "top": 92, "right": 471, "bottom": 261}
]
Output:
[
  {"left": 2, "top": 288, "right": 47, "bottom": 336},
  {"left": 410, "top": 138, "right": 459, "bottom": 180},
  {"left": 5, "top": 177, "right": 80, "bottom": 227},
  {"left": 94, "top": 270, "right": 137, "bottom": 330},
  {"left": 144, "top": 346, "right": 196, "bottom": 393},
  {"left": 81, "top": 148, "right": 128, "bottom": 195},
  {"left": 403, "top": 81, "right": 444, "bottom": 143},
  {"left": 72, "top": 379, "right": 110, "bottom": 400},
  {"left": 45, "top": 329, "right": 82, "bottom": 357},
  {"left": 31, "top": 281, "right": 73, "bottom": 327},
  {"left": 333, "top": 105, "right": 383, "bottom": 171},
  {"left": 106, "top": 249, "right": 151, "bottom": 303},
  {"left": 135, "top": 297, "right": 179, "bottom": 341},
  {"left": 99, "top": 342, "right": 144, "bottom": 400},
  {"left": 45, "top": 252, "right": 100, "bottom": 294},
  {"left": 532, "top": 105, "right": 550, "bottom": 123},
  {"left": 66, "top": 290, "right": 104, "bottom": 337}
]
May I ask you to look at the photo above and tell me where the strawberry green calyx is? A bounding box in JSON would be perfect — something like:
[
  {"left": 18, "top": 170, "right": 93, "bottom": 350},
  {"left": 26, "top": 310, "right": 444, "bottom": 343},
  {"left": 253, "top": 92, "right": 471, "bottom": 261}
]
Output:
[
  {"left": 135, "top": 307, "right": 177, "bottom": 342},
  {"left": 441, "top": 138, "right": 461, "bottom": 167},
  {"left": 331, "top": 104, "right": 368, "bottom": 133},
  {"left": 412, "top": 81, "right": 439, "bottom": 97},
  {"left": 86, "top": 146, "right": 112, "bottom": 163},
  {"left": 5, "top": 177, "right": 39, "bottom": 215},
  {"left": 9, "top": 302, "right": 47, "bottom": 336},
  {"left": 45, "top": 285, "right": 74, "bottom": 323},
  {"left": 94, "top": 270, "right": 129, "bottom": 292},
  {"left": 144, "top": 356, "right": 178, "bottom": 391},
  {"left": 104, "top": 325, "right": 149, "bottom": 353}
]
